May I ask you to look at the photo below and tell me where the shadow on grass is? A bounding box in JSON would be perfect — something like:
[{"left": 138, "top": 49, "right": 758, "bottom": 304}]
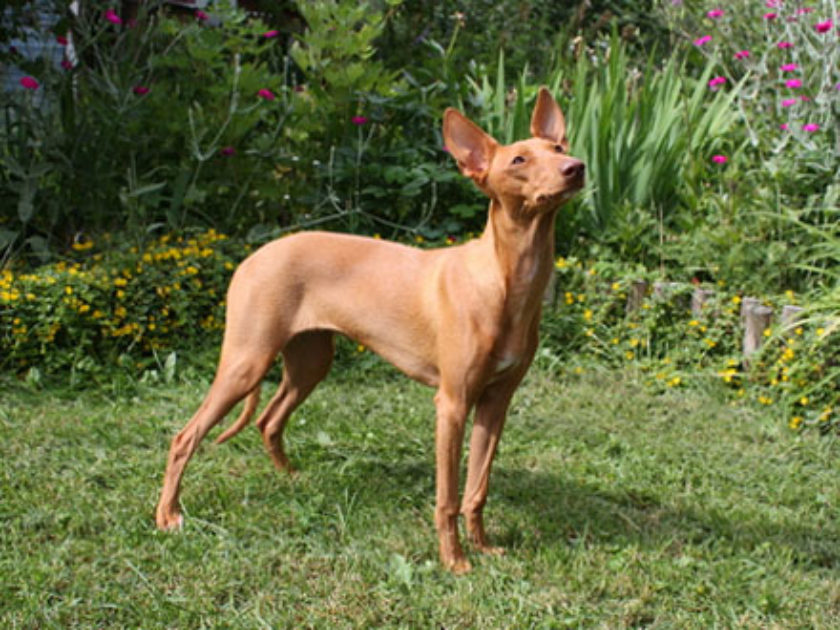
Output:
[{"left": 214, "top": 446, "right": 840, "bottom": 572}]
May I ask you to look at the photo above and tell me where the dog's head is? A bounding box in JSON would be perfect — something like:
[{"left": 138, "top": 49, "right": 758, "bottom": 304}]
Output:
[{"left": 443, "top": 87, "right": 585, "bottom": 215}]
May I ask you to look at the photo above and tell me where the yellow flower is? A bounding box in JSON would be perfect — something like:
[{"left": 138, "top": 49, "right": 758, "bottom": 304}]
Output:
[
  {"left": 71, "top": 239, "right": 94, "bottom": 251},
  {"left": 583, "top": 309, "right": 593, "bottom": 322},
  {"left": 573, "top": 366, "right": 584, "bottom": 375},
  {"left": 564, "top": 292, "right": 574, "bottom": 305},
  {"left": 357, "top": 344, "right": 366, "bottom": 353},
  {"left": 731, "top": 295, "right": 741, "bottom": 305},
  {"left": 758, "top": 395, "right": 773, "bottom": 405},
  {"left": 763, "top": 328, "right": 772, "bottom": 338},
  {"left": 64, "top": 286, "right": 73, "bottom": 295},
  {"left": 667, "top": 376, "right": 682, "bottom": 387},
  {"left": 704, "top": 338, "right": 716, "bottom": 348},
  {"left": 555, "top": 257, "right": 567, "bottom": 269},
  {"left": 625, "top": 350, "right": 635, "bottom": 360},
  {"left": 611, "top": 282, "right": 621, "bottom": 291},
  {"left": 799, "top": 396, "right": 809, "bottom": 406},
  {"left": 789, "top": 416, "right": 803, "bottom": 430},
  {"left": 114, "top": 277, "right": 128, "bottom": 287},
  {"left": 688, "top": 320, "right": 699, "bottom": 327}
]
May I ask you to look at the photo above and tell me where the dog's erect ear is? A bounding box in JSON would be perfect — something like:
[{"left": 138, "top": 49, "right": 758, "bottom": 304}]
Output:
[
  {"left": 530, "top": 86, "right": 567, "bottom": 146},
  {"left": 443, "top": 108, "right": 498, "bottom": 182}
]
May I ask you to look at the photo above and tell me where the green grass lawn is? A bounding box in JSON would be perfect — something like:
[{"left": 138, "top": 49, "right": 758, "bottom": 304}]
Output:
[{"left": 1, "top": 362, "right": 838, "bottom": 628}]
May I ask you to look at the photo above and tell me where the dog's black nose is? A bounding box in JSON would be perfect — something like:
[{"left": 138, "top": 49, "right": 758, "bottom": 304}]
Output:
[{"left": 562, "top": 160, "right": 585, "bottom": 178}]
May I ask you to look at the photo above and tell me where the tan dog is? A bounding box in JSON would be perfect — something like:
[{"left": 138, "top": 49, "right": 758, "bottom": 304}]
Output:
[{"left": 156, "top": 87, "right": 584, "bottom": 573}]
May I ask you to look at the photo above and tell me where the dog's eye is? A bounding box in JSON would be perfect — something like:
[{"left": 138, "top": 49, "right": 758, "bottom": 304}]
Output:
[
  {"left": 554, "top": 144, "right": 565, "bottom": 154},
  {"left": 511, "top": 156, "right": 525, "bottom": 165}
]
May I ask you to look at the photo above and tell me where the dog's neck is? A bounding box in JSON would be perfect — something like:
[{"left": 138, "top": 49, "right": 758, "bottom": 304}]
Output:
[{"left": 479, "top": 197, "right": 557, "bottom": 316}]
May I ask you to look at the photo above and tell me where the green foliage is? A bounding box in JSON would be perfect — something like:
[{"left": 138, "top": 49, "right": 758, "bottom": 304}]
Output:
[
  {"left": 0, "top": 229, "right": 239, "bottom": 379},
  {"left": 0, "top": 2, "right": 292, "bottom": 260},
  {"left": 542, "top": 256, "right": 839, "bottom": 432}
]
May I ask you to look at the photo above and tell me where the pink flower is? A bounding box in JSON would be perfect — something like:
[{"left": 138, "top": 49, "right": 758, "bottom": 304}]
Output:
[
  {"left": 777, "top": 41, "right": 793, "bottom": 48},
  {"left": 765, "top": 0, "right": 780, "bottom": 6},
  {"left": 814, "top": 20, "right": 833, "bottom": 33},
  {"left": 20, "top": 76, "right": 39, "bottom": 90},
  {"left": 104, "top": 9, "right": 122, "bottom": 25},
  {"left": 711, "top": 155, "right": 727, "bottom": 164},
  {"left": 263, "top": 30, "right": 280, "bottom": 38},
  {"left": 56, "top": 35, "right": 68, "bottom": 46},
  {"left": 708, "top": 76, "right": 727, "bottom": 90},
  {"left": 220, "top": 146, "right": 236, "bottom": 156},
  {"left": 133, "top": 85, "right": 149, "bottom": 95},
  {"left": 779, "top": 123, "right": 789, "bottom": 130},
  {"left": 797, "top": 7, "right": 814, "bottom": 14},
  {"left": 836, "top": 83, "right": 840, "bottom": 90},
  {"left": 780, "top": 63, "right": 798, "bottom": 72},
  {"left": 800, "top": 96, "right": 811, "bottom": 102},
  {"left": 257, "top": 88, "right": 275, "bottom": 101},
  {"left": 442, "top": 145, "right": 449, "bottom": 153},
  {"left": 785, "top": 79, "right": 802, "bottom": 89},
  {"left": 764, "top": 12, "right": 778, "bottom": 20},
  {"left": 351, "top": 116, "right": 369, "bottom": 125},
  {"left": 734, "top": 50, "right": 751, "bottom": 59},
  {"left": 707, "top": 9, "right": 724, "bottom": 18},
  {"left": 694, "top": 35, "right": 712, "bottom": 46},
  {"left": 802, "top": 123, "right": 819, "bottom": 132},
  {"left": 781, "top": 98, "right": 797, "bottom": 107},
  {"left": 61, "top": 59, "right": 73, "bottom": 70},
  {"left": 195, "top": 10, "right": 209, "bottom": 20}
]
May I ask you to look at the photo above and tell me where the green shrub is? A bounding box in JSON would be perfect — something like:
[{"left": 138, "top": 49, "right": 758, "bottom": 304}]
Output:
[{"left": 0, "top": 229, "right": 240, "bottom": 378}]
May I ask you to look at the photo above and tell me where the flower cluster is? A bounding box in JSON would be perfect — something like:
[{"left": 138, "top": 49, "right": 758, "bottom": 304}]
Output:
[
  {"left": 1, "top": 230, "right": 240, "bottom": 375},
  {"left": 542, "top": 259, "right": 839, "bottom": 433}
]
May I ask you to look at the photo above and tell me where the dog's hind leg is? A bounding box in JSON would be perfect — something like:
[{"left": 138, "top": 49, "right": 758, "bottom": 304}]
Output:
[
  {"left": 155, "top": 350, "right": 276, "bottom": 530},
  {"left": 256, "top": 330, "right": 335, "bottom": 473}
]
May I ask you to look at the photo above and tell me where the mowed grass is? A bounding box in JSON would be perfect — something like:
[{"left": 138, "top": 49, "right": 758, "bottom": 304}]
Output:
[{"left": 2, "top": 361, "right": 839, "bottom": 628}]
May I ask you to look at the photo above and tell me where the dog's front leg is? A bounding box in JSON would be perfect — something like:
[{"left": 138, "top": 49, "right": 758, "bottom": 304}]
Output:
[
  {"left": 433, "top": 387, "right": 471, "bottom": 574},
  {"left": 460, "top": 377, "right": 520, "bottom": 555}
]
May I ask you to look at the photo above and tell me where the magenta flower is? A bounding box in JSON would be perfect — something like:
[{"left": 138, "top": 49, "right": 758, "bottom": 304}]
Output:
[
  {"left": 734, "top": 50, "right": 751, "bottom": 59},
  {"left": 708, "top": 76, "right": 727, "bottom": 90},
  {"left": 19, "top": 76, "right": 39, "bottom": 90},
  {"left": 814, "top": 20, "right": 833, "bottom": 33},
  {"left": 351, "top": 116, "right": 369, "bottom": 125},
  {"left": 777, "top": 41, "right": 793, "bottom": 49},
  {"left": 779, "top": 123, "right": 789, "bottom": 130},
  {"left": 104, "top": 8, "right": 122, "bottom": 25},
  {"left": 764, "top": 12, "right": 778, "bottom": 20},
  {"left": 220, "top": 146, "right": 236, "bottom": 156},
  {"left": 263, "top": 30, "right": 280, "bottom": 38},
  {"left": 56, "top": 35, "right": 68, "bottom": 46},
  {"left": 707, "top": 9, "right": 724, "bottom": 18},
  {"left": 780, "top": 63, "right": 798, "bottom": 72},
  {"left": 711, "top": 155, "right": 727, "bottom": 164},
  {"left": 765, "top": 0, "right": 780, "bottom": 6},
  {"left": 693, "top": 35, "right": 712, "bottom": 46},
  {"left": 802, "top": 123, "right": 819, "bottom": 132},
  {"left": 442, "top": 145, "right": 449, "bottom": 153},
  {"left": 61, "top": 59, "right": 73, "bottom": 70},
  {"left": 196, "top": 10, "right": 209, "bottom": 20},
  {"left": 781, "top": 98, "right": 797, "bottom": 107},
  {"left": 133, "top": 85, "right": 149, "bottom": 95},
  {"left": 785, "top": 79, "right": 802, "bottom": 89},
  {"left": 797, "top": 7, "right": 814, "bottom": 14},
  {"left": 257, "top": 88, "right": 275, "bottom": 101}
]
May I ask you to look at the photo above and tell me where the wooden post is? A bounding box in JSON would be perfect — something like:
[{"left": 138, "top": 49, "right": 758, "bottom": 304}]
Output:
[
  {"left": 743, "top": 304, "right": 773, "bottom": 358},
  {"left": 691, "top": 288, "right": 715, "bottom": 317},
  {"left": 626, "top": 280, "right": 648, "bottom": 313},
  {"left": 740, "top": 297, "right": 760, "bottom": 324},
  {"left": 781, "top": 305, "right": 804, "bottom": 333}
]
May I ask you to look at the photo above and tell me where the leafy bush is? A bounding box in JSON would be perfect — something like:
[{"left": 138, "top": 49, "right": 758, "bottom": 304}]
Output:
[
  {"left": 541, "top": 257, "right": 839, "bottom": 433},
  {"left": 0, "top": 229, "right": 239, "bottom": 380}
]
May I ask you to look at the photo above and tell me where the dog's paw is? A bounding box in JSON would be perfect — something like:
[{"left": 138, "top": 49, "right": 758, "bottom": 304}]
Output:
[{"left": 155, "top": 510, "right": 184, "bottom": 531}]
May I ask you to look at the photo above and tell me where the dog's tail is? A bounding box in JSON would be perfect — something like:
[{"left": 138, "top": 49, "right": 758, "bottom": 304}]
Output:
[{"left": 215, "top": 385, "right": 261, "bottom": 444}]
